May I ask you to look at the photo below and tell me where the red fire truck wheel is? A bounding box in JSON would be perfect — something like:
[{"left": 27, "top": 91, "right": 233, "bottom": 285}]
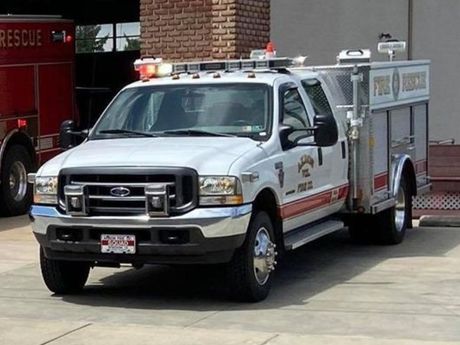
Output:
[{"left": 0, "top": 145, "right": 34, "bottom": 216}]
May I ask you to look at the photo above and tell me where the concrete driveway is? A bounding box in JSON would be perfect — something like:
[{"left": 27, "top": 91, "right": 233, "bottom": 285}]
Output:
[{"left": 0, "top": 216, "right": 459, "bottom": 345}]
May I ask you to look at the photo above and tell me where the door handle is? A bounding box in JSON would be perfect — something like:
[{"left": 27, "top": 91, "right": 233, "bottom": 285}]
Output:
[
  {"left": 318, "top": 148, "right": 323, "bottom": 166},
  {"left": 341, "top": 141, "right": 346, "bottom": 159}
]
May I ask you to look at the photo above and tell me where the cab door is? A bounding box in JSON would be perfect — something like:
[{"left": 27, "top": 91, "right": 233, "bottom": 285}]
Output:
[
  {"left": 277, "top": 83, "right": 326, "bottom": 232},
  {"left": 300, "top": 78, "right": 349, "bottom": 215}
]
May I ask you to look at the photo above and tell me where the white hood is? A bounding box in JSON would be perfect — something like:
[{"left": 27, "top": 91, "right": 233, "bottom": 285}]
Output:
[{"left": 39, "top": 137, "right": 263, "bottom": 176}]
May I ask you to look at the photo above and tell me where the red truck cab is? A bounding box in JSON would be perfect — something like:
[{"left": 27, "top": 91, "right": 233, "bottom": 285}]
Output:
[{"left": 0, "top": 15, "right": 76, "bottom": 216}]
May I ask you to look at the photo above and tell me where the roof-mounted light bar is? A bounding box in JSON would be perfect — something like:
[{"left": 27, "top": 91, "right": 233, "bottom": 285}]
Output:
[
  {"left": 134, "top": 55, "right": 306, "bottom": 80},
  {"left": 171, "top": 57, "right": 295, "bottom": 74}
]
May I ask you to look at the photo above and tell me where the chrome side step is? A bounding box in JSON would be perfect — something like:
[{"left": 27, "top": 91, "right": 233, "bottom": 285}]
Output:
[{"left": 284, "top": 220, "right": 345, "bottom": 250}]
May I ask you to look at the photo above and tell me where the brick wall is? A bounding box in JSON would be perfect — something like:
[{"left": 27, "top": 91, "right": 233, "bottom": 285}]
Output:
[{"left": 140, "top": 0, "right": 270, "bottom": 61}]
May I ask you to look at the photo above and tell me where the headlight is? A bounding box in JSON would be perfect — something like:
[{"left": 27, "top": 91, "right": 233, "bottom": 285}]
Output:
[
  {"left": 199, "top": 176, "right": 243, "bottom": 206},
  {"left": 34, "top": 176, "right": 58, "bottom": 205}
]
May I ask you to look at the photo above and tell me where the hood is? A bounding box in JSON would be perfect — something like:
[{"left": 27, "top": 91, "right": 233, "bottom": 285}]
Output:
[{"left": 39, "top": 137, "right": 262, "bottom": 176}]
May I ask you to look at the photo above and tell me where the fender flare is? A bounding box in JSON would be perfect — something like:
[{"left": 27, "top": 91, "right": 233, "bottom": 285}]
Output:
[
  {"left": 391, "top": 154, "right": 417, "bottom": 198},
  {"left": 252, "top": 185, "right": 281, "bottom": 206}
]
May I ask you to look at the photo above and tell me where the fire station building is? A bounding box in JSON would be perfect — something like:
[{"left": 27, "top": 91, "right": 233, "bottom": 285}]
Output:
[{"left": 1, "top": 0, "right": 460, "bottom": 144}]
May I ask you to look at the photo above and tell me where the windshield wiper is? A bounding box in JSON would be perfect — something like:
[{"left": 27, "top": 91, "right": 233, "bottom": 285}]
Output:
[
  {"left": 162, "top": 129, "right": 236, "bottom": 137},
  {"left": 98, "top": 129, "right": 159, "bottom": 138}
]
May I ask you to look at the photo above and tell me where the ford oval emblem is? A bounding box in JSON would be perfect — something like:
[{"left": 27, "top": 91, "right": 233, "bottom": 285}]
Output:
[{"left": 110, "top": 187, "right": 131, "bottom": 197}]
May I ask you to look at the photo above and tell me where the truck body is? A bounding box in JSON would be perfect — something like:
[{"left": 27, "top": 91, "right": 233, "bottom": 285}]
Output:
[
  {"left": 0, "top": 15, "right": 76, "bottom": 215},
  {"left": 29, "top": 51, "right": 430, "bottom": 301}
]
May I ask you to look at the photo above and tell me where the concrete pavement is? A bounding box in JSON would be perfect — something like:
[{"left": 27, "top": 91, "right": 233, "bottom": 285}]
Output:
[{"left": 0, "top": 216, "right": 459, "bottom": 344}]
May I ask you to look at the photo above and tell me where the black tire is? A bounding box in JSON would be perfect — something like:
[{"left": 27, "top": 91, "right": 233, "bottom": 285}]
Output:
[
  {"left": 375, "top": 177, "right": 411, "bottom": 245},
  {"left": 227, "top": 211, "right": 276, "bottom": 302},
  {"left": 40, "top": 247, "right": 90, "bottom": 294},
  {"left": 0, "top": 145, "right": 34, "bottom": 216}
]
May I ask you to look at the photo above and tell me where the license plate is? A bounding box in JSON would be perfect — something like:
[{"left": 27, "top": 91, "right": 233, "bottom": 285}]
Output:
[{"left": 101, "top": 234, "right": 136, "bottom": 254}]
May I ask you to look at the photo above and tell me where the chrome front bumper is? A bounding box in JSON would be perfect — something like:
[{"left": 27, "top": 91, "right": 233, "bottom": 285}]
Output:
[{"left": 30, "top": 204, "right": 252, "bottom": 239}]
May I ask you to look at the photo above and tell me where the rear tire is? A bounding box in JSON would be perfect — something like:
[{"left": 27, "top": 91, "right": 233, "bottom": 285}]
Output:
[
  {"left": 40, "top": 247, "right": 90, "bottom": 294},
  {"left": 375, "top": 177, "right": 411, "bottom": 245},
  {"left": 227, "top": 211, "right": 276, "bottom": 302},
  {"left": 0, "top": 145, "right": 34, "bottom": 216}
]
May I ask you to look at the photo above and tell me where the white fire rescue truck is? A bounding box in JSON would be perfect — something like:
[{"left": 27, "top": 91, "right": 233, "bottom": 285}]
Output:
[{"left": 29, "top": 44, "right": 430, "bottom": 302}]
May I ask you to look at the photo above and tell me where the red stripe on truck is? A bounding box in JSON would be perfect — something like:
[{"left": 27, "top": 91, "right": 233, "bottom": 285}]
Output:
[
  {"left": 278, "top": 185, "right": 349, "bottom": 220},
  {"left": 374, "top": 173, "right": 388, "bottom": 191}
]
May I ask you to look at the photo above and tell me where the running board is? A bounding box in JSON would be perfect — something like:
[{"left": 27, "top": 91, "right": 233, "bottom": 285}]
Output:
[{"left": 284, "top": 220, "right": 345, "bottom": 250}]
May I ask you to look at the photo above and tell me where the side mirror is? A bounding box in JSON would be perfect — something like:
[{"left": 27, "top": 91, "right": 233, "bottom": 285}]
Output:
[
  {"left": 296, "top": 115, "right": 338, "bottom": 147},
  {"left": 59, "top": 120, "right": 88, "bottom": 150},
  {"left": 60, "top": 120, "right": 76, "bottom": 150},
  {"left": 313, "top": 114, "right": 338, "bottom": 147}
]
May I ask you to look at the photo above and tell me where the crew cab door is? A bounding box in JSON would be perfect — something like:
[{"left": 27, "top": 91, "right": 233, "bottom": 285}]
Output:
[
  {"left": 277, "top": 83, "right": 327, "bottom": 232},
  {"left": 300, "top": 78, "right": 349, "bottom": 207}
]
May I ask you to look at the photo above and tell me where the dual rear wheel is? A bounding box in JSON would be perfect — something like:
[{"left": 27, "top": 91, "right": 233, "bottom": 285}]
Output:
[{"left": 349, "top": 177, "right": 412, "bottom": 245}]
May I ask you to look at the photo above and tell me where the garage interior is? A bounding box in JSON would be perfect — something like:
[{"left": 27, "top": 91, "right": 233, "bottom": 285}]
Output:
[{"left": 0, "top": 0, "right": 140, "bottom": 128}]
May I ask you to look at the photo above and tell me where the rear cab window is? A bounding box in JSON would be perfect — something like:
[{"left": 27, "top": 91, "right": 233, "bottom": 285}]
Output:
[{"left": 301, "top": 79, "right": 334, "bottom": 117}]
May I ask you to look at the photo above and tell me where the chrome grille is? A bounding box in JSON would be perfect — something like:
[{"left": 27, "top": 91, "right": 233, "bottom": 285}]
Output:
[{"left": 59, "top": 167, "right": 198, "bottom": 216}]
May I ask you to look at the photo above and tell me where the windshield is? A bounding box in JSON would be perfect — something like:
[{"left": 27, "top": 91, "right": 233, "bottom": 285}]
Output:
[{"left": 91, "top": 83, "right": 272, "bottom": 140}]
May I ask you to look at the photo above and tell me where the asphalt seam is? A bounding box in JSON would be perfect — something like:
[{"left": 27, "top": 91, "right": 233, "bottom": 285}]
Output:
[
  {"left": 183, "top": 310, "right": 224, "bottom": 328},
  {"left": 259, "top": 334, "right": 279, "bottom": 345},
  {"left": 39, "top": 322, "right": 92, "bottom": 345}
]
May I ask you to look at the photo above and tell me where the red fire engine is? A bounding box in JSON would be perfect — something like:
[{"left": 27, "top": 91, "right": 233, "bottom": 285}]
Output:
[{"left": 0, "top": 15, "right": 76, "bottom": 216}]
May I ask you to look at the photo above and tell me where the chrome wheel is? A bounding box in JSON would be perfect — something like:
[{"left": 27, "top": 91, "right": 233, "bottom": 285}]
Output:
[
  {"left": 9, "top": 161, "right": 28, "bottom": 202},
  {"left": 394, "top": 185, "right": 406, "bottom": 232},
  {"left": 253, "top": 227, "right": 276, "bottom": 285}
]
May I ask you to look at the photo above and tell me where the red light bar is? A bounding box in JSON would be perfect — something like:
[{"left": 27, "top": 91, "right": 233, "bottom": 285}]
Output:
[
  {"left": 138, "top": 64, "right": 158, "bottom": 79},
  {"left": 134, "top": 58, "right": 173, "bottom": 80}
]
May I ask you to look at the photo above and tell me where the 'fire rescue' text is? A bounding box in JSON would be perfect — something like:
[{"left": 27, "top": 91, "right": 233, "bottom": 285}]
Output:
[{"left": 0, "top": 29, "right": 43, "bottom": 49}]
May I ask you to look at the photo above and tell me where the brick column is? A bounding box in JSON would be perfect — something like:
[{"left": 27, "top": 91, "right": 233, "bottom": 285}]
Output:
[{"left": 140, "top": 0, "right": 270, "bottom": 61}]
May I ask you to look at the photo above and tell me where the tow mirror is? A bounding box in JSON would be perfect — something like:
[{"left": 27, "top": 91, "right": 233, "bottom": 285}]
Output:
[
  {"left": 59, "top": 120, "right": 88, "bottom": 150},
  {"left": 60, "top": 120, "right": 75, "bottom": 150},
  {"left": 312, "top": 114, "right": 338, "bottom": 147},
  {"left": 296, "top": 115, "right": 339, "bottom": 147}
]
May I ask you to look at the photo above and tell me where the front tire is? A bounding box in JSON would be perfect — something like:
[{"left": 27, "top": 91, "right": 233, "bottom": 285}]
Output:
[
  {"left": 227, "top": 211, "right": 277, "bottom": 302},
  {"left": 0, "top": 145, "right": 34, "bottom": 216},
  {"left": 40, "top": 247, "right": 90, "bottom": 294}
]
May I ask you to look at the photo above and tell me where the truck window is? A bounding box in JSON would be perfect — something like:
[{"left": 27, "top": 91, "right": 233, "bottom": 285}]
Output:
[
  {"left": 92, "top": 83, "right": 271, "bottom": 140},
  {"left": 301, "top": 79, "right": 333, "bottom": 117},
  {"left": 282, "top": 88, "right": 311, "bottom": 142}
]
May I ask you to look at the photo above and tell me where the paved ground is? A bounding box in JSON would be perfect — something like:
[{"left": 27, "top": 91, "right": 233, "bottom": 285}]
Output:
[{"left": 0, "top": 216, "right": 459, "bottom": 345}]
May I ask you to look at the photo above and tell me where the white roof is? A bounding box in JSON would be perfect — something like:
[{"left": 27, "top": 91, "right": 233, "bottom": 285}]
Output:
[{"left": 124, "top": 69, "right": 319, "bottom": 90}]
